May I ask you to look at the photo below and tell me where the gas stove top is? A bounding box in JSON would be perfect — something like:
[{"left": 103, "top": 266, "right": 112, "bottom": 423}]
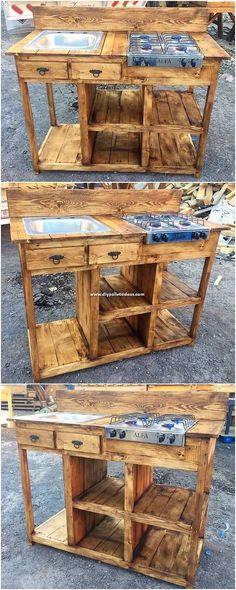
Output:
[
  {"left": 122, "top": 214, "right": 209, "bottom": 244},
  {"left": 105, "top": 412, "right": 197, "bottom": 446},
  {"left": 128, "top": 33, "right": 203, "bottom": 68}
]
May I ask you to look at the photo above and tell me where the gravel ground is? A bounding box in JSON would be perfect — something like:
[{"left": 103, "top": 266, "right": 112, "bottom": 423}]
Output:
[
  {"left": 1, "top": 16, "right": 235, "bottom": 182},
  {"left": 1, "top": 426, "right": 235, "bottom": 590},
  {"left": 1, "top": 224, "right": 235, "bottom": 384}
]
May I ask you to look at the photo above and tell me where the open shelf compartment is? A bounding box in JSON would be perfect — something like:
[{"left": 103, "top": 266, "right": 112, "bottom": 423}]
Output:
[
  {"left": 89, "top": 88, "right": 143, "bottom": 130},
  {"left": 159, "top": 270, "right": 201, "bottom": 308},
  {"left": 73, "top": 476, "right": 125, "bottom": 516},
  {"left": 152, "top": 90, "right": 203, "bottom": 132},
  {"left": 98, "top": 316, "right": 149, "bottom": 358},
  {"left": 154, "top": 309, "right": 192, "bottom": 349},
  {"left": 99, "top": 273, "right": 152, "bottom": 322},
  {"left": 133, "top": 483, "right": 208, "bottom": 533}
]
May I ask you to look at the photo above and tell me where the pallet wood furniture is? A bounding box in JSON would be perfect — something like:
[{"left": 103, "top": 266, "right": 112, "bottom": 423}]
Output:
[
  {"left": 13, "top": 385, "right": 231, "bottom": 588},
  {"left": 6, "top": 5, "right": 230, "bottom": 175},
  {"left": 7, "top": 186, "right": 224, "bottom": 382}
]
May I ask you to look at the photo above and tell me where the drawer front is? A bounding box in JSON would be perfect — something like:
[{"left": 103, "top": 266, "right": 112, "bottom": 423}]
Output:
[
  {"left": 26, "top": 246, "right": 86, "bottom": 271},
  {"left": 17, "top": 61, "right": 68, "bottom": 80},
  {"left": 89, "top": 242, "right": 139, "bottom": 265},
  {"left": 56, "top": 432, "right": 101, "bottom": 454},
  {"left": 72, "top": 62, "right": 121, "bottom": 81},
  {"left": 16, "top": 428, "right": 55, "bottom": 448}
]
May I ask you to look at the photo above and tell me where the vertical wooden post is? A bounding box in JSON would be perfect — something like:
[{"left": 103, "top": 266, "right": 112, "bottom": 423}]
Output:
[
  {"left": 18, "top": 447, "right": 34, "bottom": 543},
  {"left": 18, "top": 78, "right": 39, "bottom": 172},
  {"left": 77, "top": 83, "right": 96, "bottom": 164},
  {"left": 195, "top": 63, "right": 220, "bottom": 176},
  {"left": 141, "top": 85, "right": 153, "bottom": 168},
  {"left": 46, "top": 83, "right": 57, "bottom": 126},
  {"left": 76, "top": 268, "right": 100, "bottom": 359},
  {"left": 186, "top": 439, "right": 209, "bottom": 588},
  {"left": 190, "top": 251, "right": 217, "bottom": 340},
  {"left": 18, "top": 245, "right": 40, "bottom": 382}
]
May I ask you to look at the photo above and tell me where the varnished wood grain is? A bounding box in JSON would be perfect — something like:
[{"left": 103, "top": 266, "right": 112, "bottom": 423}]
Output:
[{"left": 33, "top": 7, "right": 209, "bottom": 33}]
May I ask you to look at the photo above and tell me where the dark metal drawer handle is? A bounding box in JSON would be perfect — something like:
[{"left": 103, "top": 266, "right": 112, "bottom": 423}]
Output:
[
  {"left": 30, "top": 435, "right": 40, "bottom": 443},
  {"left": 89, "top": 69, "right": 102, "bottom": 78},
  {"left": 49, "top": 254, "right": 65, "bottom": 265},
  {"left": 107, "top": 251, "right": 121, "bottom": 261},
  {"left": 36, "top": 67, "right": 49, "bottom": 76},
  {"left": 72, "top": 440, "right": 83, "bottom": 449}
]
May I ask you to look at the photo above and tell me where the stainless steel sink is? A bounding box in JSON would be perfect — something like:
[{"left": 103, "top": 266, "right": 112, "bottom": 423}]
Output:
[
  {"left": 25, "top": 30, "right": 104, "bottom": 51},
  {"left": 13, "top": 412, "right": 107, "bottom": 424},
  {"left": 23, "top": 216, "right": 113, "bottom": 236}
]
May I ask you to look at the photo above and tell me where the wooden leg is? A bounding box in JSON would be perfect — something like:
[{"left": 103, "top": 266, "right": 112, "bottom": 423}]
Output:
[
  {"left": 78, "top": 83, "right": 96, "bottom": 164},
  {"left": 190, "top": 253, "right": 217, "bottom": 340},
  {"left": 18, "top": 447, "right": 34, "bottom": 543},
  {"left": 195, "top": 64, "right": 220, "bottom": 176},
  {"left": 186, "top": 439, "right": 209, "bottom": 588},
  {"left": 217, "top": 13, "right": 223, "bottom": 38},
  {"left": 46, "top": 83, "right": 56, "bottom": 126},
  {"left": 18, "top": 79, "right": 39, "bottom": 172},
  {"left": 19, "top": 245, "right": 40, "bottom": 382}
]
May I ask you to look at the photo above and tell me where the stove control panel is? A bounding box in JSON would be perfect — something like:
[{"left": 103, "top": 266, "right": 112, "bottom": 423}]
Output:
[{"left": 105, "top": 427, "right": 185, "bottom": 446}]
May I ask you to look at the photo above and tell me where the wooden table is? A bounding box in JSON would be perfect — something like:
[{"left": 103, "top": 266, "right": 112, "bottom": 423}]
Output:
[
  {"left": 6, "top": 5, "right": 230, "bottom": 176},
  {"left": 13, "top": 385, "right": 231, "bottom": 588},
  {"left": 7, "top": 186, "right": 224, "bottom": 382}
]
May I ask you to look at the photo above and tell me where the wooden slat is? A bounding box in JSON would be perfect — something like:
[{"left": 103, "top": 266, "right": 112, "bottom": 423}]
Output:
[
  {"left": 149, "top": 133, "right": 196, "bottom": 171},
  {"left": 92, "top": 132, "right": 141, "bottom": 167},
  {"left": 33, "top": 7, "right": 209, "bottom": 33},
  {"left": 36, "top": 318, "right": 88, "bottom": 371},
  {"left": 159, "top": 271, "right": 200, "bottom": 308},
  {"left": 154, "top": 309, "right": 189, "bottom": 344}
]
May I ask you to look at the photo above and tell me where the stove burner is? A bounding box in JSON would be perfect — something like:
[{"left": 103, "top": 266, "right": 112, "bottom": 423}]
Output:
[{"left": 128, "top": 32, "right": 203, "bottom": 68}]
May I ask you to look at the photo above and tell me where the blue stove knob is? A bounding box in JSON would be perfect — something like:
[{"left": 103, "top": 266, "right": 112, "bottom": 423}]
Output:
[
  {"left": 191, "top": 59, "right": 197, "bottom": 67},
  {"left": 161, "top": 234, "right": 168, "bottom": 242},
  {"left": 181, "top": 59, "right": 187, "bottom": 67},
  {"left": 199, "top": 231, "right": 207, "bottom": 240}
]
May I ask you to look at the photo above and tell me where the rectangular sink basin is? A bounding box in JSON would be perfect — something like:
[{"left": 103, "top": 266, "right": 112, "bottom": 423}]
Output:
[
  {"left": 23, "top": 216, "right": 113, "bottom": 236},
  {"left": 13, "top": 412, "right": 107, "bottom": 424},
  {"left": 25, "top": 30, "right": 104, "bottom": 52}
]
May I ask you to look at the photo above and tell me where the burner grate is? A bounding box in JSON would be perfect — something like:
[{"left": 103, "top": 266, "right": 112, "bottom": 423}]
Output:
[{"left": 110, "top": 412, "right": 160, "bottom": 426}]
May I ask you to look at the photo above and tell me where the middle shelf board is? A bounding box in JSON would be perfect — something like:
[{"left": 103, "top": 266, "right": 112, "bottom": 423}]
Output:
[{"left": 89, "top": 89, "right": 203, "bottom": 133}]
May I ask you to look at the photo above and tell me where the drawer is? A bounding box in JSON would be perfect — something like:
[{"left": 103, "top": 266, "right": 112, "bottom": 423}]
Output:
[
  {"left": 56, "top": 432, "right": 101, "bottom": 454},
  {"left": 17, "top": 60, "right": 68, "bottom": 80},
  {"left": 25, "top": 246, "right": 86, "bottom": 271},
  {"left": 72, "top": 62, "right": 121, "bottom": 81},
  {"left": 89, "top": 242, "right": 139, "bottom": 265},
  {"left": 16, "top": 428, "right": 55, "bottom": 449}
]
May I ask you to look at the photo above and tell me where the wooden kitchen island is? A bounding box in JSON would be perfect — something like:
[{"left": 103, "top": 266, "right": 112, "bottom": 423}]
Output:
[
  {"left": 6, "top": 5, "right": 230, "bottom": 175},
  {"left": 7, "top": 186, "right": 223, "bottom": 382},
  {"left": 13, "top": 385, "right": 230, "bottom": 588}
]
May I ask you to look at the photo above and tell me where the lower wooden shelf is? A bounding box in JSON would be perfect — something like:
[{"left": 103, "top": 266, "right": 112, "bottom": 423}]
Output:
[
  {"left": 32, "top": 509, "right": 204, "bottom": 587},
  {"left": 32, "top": 307, "right": 192, "bottom": 378},
  {"left": 38, "top": 124, "right": 197, "bottom": 173},
  {"left": 98, "top": 318, "right": 147, "bottom": 357},
  {"left": 132, "top": 527, "right": 192, "bottom": 584},
  {"left": 154, "top": 309, "right": 192, "bottom": 349},
  {"left": 149, "top": 131, "right": 197, "bottom": 173},
  {"left": 160, "top": 271, "right": 200, "bottom": 308}
]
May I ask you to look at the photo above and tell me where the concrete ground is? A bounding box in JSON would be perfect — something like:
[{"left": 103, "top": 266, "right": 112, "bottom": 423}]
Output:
[
  {"left": 1, "top": 223, "right": 235, "bottom": 384},
  {"left": 1, "top": 16, "right": 235, "bottom": 182},
  {"left": 1, "top": 426, "right": 235, "bottom": 590}
]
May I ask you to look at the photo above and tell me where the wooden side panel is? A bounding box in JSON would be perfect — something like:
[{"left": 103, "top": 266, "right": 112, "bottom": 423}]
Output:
[
  {"left": 124, "top": 464, "right": 152, "bottom": 561},
  {"left": 63, "top": 454, "right": 107, "bottom": 545},
  {"left": 33, "top": 7, "right": 209, "bottom": 33},
  {"left": 55, "top": 388, "right": 230, "bottom": 422},
  {"left": 7, "top": 189, "right": 182, "bottom": 219}
]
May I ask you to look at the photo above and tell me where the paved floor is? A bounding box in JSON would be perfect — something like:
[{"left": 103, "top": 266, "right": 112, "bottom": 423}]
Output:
[
  {"left": 1, "top": 17, "right": 235, "bottom": 182},
  {"left": 1, "top": 224, "right": 235, "bottom": 384},
  {"left": 1, "top": 427, "right": 235, "bottom": 589}
]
